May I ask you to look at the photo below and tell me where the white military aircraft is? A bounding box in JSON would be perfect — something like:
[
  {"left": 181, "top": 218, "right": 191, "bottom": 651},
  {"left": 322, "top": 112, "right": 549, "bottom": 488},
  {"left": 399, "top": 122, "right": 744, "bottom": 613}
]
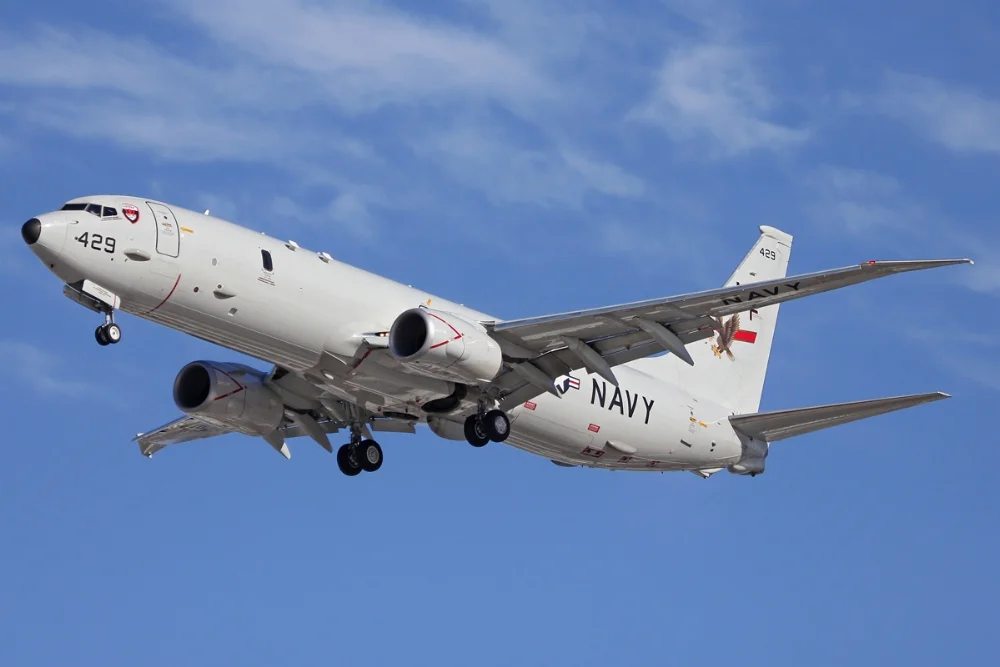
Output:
[{"left": 21, "top": 196, "right": 972, "bottom": 478}]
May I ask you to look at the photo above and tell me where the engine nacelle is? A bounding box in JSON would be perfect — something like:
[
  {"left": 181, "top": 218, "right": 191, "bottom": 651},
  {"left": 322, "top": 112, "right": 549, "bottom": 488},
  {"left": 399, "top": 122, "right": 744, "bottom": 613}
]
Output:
[
  {"left": 173, "top": 361, "right": 284, "bottom": 436},
  {"left": 388, "top": 308, "right": 503, "bottom": 385},
  {"left": 728, "top": 437, "right": 768, "bottom": 476},
  {"left": 426, "top": 416, "right": 467, "bottom": 441}
]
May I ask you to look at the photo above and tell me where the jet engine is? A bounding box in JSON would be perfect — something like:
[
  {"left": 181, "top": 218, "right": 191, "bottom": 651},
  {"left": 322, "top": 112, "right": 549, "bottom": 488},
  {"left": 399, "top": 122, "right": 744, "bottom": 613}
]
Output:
[
  {"left": 388, "top": 308, "right": 503, "bottom": 385},
  {"left": 728, "top": 437, "right": 768, "bottom": 476},
  {"left": 173, "top": 361, "right": 284, "bottom": 436}
]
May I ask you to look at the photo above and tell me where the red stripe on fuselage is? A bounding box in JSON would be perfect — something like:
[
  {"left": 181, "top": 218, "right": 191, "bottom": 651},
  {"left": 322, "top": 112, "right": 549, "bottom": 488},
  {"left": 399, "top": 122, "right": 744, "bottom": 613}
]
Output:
[
  {"left": 145, "top": 274, "right": 182, "bottom": 315},
  {"left": 734, "top": 330, "right": 758, "bottom": 343}
]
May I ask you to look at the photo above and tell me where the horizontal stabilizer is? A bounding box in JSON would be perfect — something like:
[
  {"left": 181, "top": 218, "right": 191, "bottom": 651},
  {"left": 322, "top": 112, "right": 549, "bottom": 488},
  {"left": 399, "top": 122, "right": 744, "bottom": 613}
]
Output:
[{"left": 729, "top": 392, "right": 950, "bottom": 442}]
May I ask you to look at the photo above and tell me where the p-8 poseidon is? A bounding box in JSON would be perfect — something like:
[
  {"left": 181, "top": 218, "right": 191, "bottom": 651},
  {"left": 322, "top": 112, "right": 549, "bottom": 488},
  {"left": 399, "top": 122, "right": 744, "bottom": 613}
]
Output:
[{"left": 20, "top": 197, "right": 971, "bottom": 478}]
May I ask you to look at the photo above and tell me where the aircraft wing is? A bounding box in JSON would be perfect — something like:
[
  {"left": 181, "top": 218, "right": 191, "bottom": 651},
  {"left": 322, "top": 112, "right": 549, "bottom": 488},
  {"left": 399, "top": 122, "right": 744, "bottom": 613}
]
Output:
[
  {"left": 727, "top": 392, "right": 950, "bottom": 442},
  {"left": 491, "top": 259, "right": 970, "bottom": 407},
  {"left": 135, "top": 416, "right": 231, "bottom": 457},
  {"left": 135, "top": 415, "right": 347, "bottom": 458}
]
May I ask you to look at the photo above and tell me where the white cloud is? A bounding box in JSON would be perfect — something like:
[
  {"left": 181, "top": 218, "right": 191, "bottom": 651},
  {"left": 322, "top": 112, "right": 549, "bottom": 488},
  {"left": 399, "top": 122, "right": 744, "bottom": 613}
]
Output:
[
  {"left": 903, "top": 327, "right": 1000, "bottom": 392},
  {"left": 806, "top": 166, "right": 922, "bottom": 236},
  {"left": 875, "top": 72, "right": 1000, "bottom": 155},
  {"left": 0, "top": 341, "right": 95, "bottom": 397},
  {"left": 805, "top": 165, "right": 995, "bottom": 297},
  {"left": 172, "top": 0, "right": 547, "bottom": 113},
  {"left": 411, "top": 121, "right": 644, "bottom": 207},
  {"left": 630, "top": 43, "right": 809, "bottom": 155},
  {"left": 327, "top": 193, "right": 378, "bottom": 242},
  {"left": 270, "top": 189, "right": 384, "bottom": 242},
  {"left": 0, "top": 4, "right": 646, "bottom": 221},
  {"left": 939, "top": 232, "right": 1000, "bottom": 296},
  {"left": 561, "top": 152, "right": 645, "bottom": 198},
  {"left": 0, "top": 26, "right": 361, "bottom": 163},
  {"left": 818, "top": 166, "right": 902, "bottom": 197}
]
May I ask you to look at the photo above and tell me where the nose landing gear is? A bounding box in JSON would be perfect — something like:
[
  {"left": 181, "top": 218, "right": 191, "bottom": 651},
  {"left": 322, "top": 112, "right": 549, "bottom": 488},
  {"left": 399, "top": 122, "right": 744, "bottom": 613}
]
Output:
[{"left": 95, "top": 311, "right": 122, "bottom": 346}]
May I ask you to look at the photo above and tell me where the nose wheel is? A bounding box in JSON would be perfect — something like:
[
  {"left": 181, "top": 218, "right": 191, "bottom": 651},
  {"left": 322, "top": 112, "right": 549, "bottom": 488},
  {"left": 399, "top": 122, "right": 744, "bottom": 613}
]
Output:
[
  {"left": 464, "top": 409, "right": 511, "bottom": 447},
  {"left": 95, "top": 322, "right": 122, "bottom": 346},
  {"left": 94, "top": 306, "right": 122, "bottom": 346}
]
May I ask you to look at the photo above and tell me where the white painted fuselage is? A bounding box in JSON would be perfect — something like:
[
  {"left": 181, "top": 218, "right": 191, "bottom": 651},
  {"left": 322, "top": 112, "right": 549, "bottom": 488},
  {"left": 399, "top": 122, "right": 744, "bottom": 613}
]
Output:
[{"left": 25, "top": 196, "right": 744, "bottom": 471}]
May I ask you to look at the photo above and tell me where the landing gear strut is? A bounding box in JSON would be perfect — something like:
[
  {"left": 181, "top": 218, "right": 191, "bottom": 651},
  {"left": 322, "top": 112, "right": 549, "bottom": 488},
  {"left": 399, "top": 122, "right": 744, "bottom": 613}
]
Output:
[
  {"left": 336, "top": 423, "right": 383, "bottom": 476},
  {"left": 94, "top": 309, "right": 121, "bottom": 346},
  {"left": 464, "top": 409, "right": 511, "bottom": 447}
]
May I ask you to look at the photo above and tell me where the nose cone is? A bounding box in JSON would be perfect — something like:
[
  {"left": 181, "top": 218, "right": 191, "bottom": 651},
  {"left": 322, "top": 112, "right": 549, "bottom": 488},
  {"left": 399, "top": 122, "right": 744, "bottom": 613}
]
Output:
[{"left": 22, "top": 218, "right": 41, "bottom": 245}]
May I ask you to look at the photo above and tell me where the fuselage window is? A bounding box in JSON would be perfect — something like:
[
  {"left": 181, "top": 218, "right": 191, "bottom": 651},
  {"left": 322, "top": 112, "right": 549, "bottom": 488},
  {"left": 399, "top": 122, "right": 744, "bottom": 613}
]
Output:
[
  {"left": 261, "top": 249, "right": 273, "bottom": 272},
  {"left": 85, "top": 203, "right": 102, "bottom": 216},
  {"left": 102, "top": 206, "right": 118, "bottom": 218},
  {"left": 61, "top": 203, "right": 87, "bottom": 211}
]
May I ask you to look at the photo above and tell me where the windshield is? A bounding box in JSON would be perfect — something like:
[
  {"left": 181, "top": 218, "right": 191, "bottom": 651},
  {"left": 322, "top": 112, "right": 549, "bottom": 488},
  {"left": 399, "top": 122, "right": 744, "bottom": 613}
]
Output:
[{"left": 61, "top": 202, "right": 119, "bottom": 218}]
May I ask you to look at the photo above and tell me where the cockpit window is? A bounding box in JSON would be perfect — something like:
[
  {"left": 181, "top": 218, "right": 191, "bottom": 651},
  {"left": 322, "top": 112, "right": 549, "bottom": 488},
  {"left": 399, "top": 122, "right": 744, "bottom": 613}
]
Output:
[
  {"left": 102, "top": 206, "right": 118, "bottom": 217},
  {"left": 85, "top": 204, "right": 102, "bottom": 216},
  {"left": 61, "top": 203, "right": 87, "bottom": 211},
  {"left": 261, "top": 249, "right": 274, "bottom": 272}
]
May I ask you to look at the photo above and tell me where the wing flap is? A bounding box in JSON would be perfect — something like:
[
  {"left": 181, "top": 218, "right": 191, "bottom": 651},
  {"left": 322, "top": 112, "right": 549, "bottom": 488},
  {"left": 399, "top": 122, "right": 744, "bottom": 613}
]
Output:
[
  {"left": 135, "top": 413, "right": 413, "bottom": 457},
  {"left": 728, "top": 392, "right": 950, "bottom": 442},
  {"left": 135, "top": 417, "right": 231, "bottom": 457}
]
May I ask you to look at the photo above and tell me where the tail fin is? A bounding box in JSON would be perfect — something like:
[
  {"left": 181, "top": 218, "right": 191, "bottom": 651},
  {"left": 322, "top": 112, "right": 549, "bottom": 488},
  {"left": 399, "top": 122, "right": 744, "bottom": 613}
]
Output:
[{"left": 630, "top": 226, "right": 792, "bottom": 414}]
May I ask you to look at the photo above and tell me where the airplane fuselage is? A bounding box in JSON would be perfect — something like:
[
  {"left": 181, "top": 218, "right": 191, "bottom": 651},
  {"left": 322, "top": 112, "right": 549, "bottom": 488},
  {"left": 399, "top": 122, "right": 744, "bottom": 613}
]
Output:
[{"left": 24, "top": 196, "right": 744, "bottom": 471}]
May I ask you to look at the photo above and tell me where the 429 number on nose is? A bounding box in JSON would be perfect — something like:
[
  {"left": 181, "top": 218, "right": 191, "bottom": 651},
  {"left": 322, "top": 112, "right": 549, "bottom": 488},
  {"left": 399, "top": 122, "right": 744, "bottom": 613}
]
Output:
[{"left": 75, "top": 232, "right": 116, "bottom": 254}]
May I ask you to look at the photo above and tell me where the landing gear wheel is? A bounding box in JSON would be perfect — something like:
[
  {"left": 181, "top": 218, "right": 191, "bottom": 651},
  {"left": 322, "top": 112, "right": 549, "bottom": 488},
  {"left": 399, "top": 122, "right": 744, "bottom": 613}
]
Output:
[
  {"left": 336, "top": 444, "right": 362, "bottom": 476},
  {"left": 482, "top": 409, "right": 511, "bottom": 443},
  {"left": 464, "top": 415, "right": 490, "bottom": 447},
  {"left": 359, "top": 440, "right": 383, "bottom": 472},
  {"left": 95, "top": 326, "right": 109, "bottom": 346},
  {"left": 104, "top": 323, "right": 122, "bottom": 344}
]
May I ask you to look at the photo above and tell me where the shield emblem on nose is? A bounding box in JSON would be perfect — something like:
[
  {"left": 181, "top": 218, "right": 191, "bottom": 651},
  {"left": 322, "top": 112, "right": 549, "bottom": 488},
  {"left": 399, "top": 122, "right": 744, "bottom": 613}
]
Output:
[{"left": 123, "top": 204, "right": 140, "bottom": 223}]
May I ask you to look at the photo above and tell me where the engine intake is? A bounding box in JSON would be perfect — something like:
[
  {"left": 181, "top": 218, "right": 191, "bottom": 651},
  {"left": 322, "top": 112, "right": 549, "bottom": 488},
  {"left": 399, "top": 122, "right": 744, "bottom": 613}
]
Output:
[
  {"left": 174, "top": 363, "right": 213, "bottom": 410},
  {"left": 388, "top": 308, "right": 502, "bottom": 385},
  {"left": 173, "top": 361, "right": 284, "bottom": 436}
]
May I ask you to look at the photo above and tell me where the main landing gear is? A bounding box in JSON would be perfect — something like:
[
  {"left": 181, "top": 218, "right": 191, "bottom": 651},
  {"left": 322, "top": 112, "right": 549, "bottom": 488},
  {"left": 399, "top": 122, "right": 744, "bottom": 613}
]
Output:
[
  {"left": 95, "top": 310, "right": 121, "bottom": 346},
  {"left": 336, "top": 424, "right": 383, "bottom": 477},
  {"left": 464, "top": 409, "right": 511, "bottom": 447}
]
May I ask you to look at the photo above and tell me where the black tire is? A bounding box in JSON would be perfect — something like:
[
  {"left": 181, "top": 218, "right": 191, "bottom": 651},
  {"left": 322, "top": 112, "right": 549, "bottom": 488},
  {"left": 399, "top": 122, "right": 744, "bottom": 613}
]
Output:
[
  {"left": 483, "top": 409, "right": 511, "bottom": 443},
  {"left": 359, "top": 440, "right": 383, "bottom": 472},
  {"left": 336, "top": 444, "right": 362, "bottom": 476},
  {"left": 95, "top": 326, "right": 109, "bottom": 346},
  {"left": 464, "top": 415, "right": 490, "bottom": 447},
  {"left": 105, "top": 323, "right": 122, "bottom": 344}
]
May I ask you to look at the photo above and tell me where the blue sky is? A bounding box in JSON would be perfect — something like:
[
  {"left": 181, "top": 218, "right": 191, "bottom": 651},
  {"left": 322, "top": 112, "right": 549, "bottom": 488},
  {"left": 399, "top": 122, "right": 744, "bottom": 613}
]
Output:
[{"left": 1, "top": 0, "right": 998, "bottom": 665}]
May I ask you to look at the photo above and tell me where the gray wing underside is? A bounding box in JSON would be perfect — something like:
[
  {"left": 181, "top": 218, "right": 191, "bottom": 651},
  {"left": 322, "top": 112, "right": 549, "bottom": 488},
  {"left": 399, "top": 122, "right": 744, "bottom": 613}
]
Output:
[
  {"left": 489, "top": 259, "right": 970, "bottom": 408},
  {"left": 134, "top": 416, "right": 343, "bottom": 457},
  {"left": 135, "top": 415, "right": 415, "bottom": 458},
  {"left": 728, "top": 392, "right": 950, "bottom": 442}
]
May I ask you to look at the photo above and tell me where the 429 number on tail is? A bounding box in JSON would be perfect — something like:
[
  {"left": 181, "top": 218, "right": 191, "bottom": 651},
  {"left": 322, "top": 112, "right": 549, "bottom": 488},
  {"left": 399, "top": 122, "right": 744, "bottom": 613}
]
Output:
[
  {"left": 760, "top": 247, "right": 777, "bottom": 261},
  {"left": 75, "top": 232, "right": 116, "bottom": 254}
]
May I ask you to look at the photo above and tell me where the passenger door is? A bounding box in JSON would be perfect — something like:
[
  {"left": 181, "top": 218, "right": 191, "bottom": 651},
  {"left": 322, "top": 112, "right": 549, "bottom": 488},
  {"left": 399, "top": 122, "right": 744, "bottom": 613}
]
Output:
[
  {"left": 147, "top": 202, "right": 180, "bottom": 257},
  {"left": 135, "top": 202, "right": 181, "bottom": 309}
]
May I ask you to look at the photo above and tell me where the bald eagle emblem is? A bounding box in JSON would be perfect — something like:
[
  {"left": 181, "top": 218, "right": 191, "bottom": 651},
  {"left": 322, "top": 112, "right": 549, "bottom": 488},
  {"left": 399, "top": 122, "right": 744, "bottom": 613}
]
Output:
[{"left": 712, "top": 313, "right": 742, "bottom": 360}]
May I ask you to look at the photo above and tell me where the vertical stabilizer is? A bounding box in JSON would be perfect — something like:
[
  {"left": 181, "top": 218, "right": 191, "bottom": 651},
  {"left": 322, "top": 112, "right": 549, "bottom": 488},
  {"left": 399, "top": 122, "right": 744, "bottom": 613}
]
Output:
[{"left": 629, "top": 226, "right": 792, "bottom": 414}]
